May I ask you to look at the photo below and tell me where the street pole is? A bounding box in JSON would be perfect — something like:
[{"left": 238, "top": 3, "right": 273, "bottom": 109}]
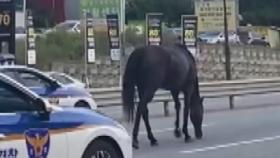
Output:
[
  {"left": 223, "top": 0, "right": 234, "bottom": 109},
  {"left": 23, "top": 0, "right": 27, "bottom": 65},
  {"left": 119, "top": 0, "right": 125, "bottom": 87},
  {"left": 84, "top": 11, "right": 89, "bottom": 88}
]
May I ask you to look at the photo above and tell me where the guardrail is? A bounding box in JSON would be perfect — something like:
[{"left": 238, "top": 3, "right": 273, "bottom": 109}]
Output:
[{"left": 89, "top": 78, "right": 280, "bottom": 116}]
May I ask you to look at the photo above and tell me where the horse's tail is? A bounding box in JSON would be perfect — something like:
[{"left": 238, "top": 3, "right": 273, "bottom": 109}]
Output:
[{"left": 122, "top": 48, "right": 143, "bottom": 122}]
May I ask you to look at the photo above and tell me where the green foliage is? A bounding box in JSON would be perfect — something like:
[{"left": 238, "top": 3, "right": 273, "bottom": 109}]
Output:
[
  {"left": 240, "top": 0, "right": 280, "bottom": 26},
  {"left": 126, "top": 0, "right": 280, "bottom": 27},
  {"left": 15, "top": 30, "right": 111, "bottom": 70},
  {"left": 125, "top": 25, "right": 145, "bottom": 47},
  {"left": 126, "top": 0, "right": 193, "bottom": 26},
  {"left": 35, "top": 32, "right": 83, "bottom": 69},
  {"left": 15, "top": 25, "right": 179, "bottom": 69}
]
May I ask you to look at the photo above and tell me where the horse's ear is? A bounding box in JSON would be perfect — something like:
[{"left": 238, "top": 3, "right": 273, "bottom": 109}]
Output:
[{"left": 200, "top": 97, "right": 204, "bottom": 103}]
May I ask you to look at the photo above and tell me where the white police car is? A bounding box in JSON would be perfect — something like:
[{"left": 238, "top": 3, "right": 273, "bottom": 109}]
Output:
[
  {"left": 0, "top": 66, "right": 97, "bottom": 109},
  {"left": 0, "top": 73, "right": 132, "bottom": 158}
]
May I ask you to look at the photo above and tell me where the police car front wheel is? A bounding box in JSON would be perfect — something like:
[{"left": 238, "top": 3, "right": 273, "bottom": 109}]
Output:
[{"left": 82, "top": 139, "right": 122, "bottom": 158}]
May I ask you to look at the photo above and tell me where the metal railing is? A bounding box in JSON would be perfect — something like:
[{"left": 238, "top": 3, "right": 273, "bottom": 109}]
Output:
[{"left": 89, "top": 78, "right": 280, "bottom": 116}]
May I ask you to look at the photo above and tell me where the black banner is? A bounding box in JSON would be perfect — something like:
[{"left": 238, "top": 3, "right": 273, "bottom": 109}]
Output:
[
  {"left": 85, "top": 13, "right": 96, "bottom": 63},
  {"left": 0, "top": 0, "right": 15, "bottom": 54},
  {"left": 146, "top": 13, "right": 162, "bottom": 46},
  {"left": 26, "top": 10, "right": 36, "bottom": 65},
  {"left": 181, "top": 15, "right": 198, "bottom": 48},
  {"left": 106, "top": 14, "right": 120, "bottom": 61}
]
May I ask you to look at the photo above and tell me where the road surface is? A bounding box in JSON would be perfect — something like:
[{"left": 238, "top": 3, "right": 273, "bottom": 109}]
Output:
[{"left": 99, "top": 93, "right": 280, "bottom": 158}]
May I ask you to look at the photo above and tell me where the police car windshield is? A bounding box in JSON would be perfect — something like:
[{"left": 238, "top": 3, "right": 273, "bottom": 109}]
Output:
[
  {"left": 18, "top": 72, "right": 51, "bottom": 88},
  {"left": 50, "top": 73, "right": 73, "bottom": 85},
  {"left": 1, "top": 69, "right": 52, "bottom": 88}
]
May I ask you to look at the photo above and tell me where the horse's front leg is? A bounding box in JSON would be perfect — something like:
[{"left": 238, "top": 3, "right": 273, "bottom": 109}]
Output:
[{"left": 171, "top": 90, "right": 182, "bottom": 138}]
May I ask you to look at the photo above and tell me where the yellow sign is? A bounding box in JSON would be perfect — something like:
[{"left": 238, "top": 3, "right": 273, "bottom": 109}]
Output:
[
  {"left": 195, "top": 0, "right": 238, "bottom": 32},
  {"left": 149, "top": 29, "right": 160, "bottom": 37},
  {"left": 184, "top": 30, "right": 195, "bottom": 40},
  {"left": 109, "top": 29, "right": 117, "bottom": 36},
  {"left": 88, "top": 28, "right": 94, "bottom": 36}
]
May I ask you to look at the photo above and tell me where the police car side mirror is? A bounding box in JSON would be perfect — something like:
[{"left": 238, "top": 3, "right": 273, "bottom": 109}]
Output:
[{"left": 34, "top": 98, "right": 50, "bottom": 121}]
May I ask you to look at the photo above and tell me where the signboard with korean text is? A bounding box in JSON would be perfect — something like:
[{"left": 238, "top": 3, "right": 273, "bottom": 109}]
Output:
[
  {"left": 182, "top": 15, "right": 198, "bottom": 48},
  {"left": 85, "top": 13, "right": 96, "bottom": 63},
  {"left": 146, "top": 13, "right": 163, "bottom": 46},
  {"left": 195, "top": 0, "right": 239, "bottom": 32},
  {"left": 0, "top": 0, "right": 15, "bottom": 54},
  {"left": 106, "top": 14, "right": 120, "bottom": 61},
  {"left": 26, "top": 11, "right": 36, "bottom": 65}
]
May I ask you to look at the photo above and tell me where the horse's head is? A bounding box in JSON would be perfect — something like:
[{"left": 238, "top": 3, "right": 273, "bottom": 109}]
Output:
[{"left": 191, "top": 96, "right": 204, "bottom": 139}]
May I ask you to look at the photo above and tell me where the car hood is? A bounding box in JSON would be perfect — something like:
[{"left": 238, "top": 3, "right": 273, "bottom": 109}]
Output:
[
  {"left": 0, "top": 107, "right": 120, "bottom": 135},
  {"left": 50, "top": 107, "right": 119, "bottom": 127}
]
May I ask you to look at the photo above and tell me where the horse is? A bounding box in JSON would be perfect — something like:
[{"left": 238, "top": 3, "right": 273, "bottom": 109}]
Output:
[{"left": 122, "top": 43, "right": 204, "bottom": 149}]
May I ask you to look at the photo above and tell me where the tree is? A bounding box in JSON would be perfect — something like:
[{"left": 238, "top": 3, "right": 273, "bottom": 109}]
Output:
[
  {"left": 126, "top": 0, "right": 193, "bottom": 26},
  {"left": 126, "top": 0, "right": 280, "bottom": 27}
]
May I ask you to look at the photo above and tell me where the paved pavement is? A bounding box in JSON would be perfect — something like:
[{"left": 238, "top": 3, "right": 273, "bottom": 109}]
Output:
[
  {"left": 132, "top": 104, "right": 280, "bottom": 158},
  {"left": 99, "top": 93, "right": 280, "bottom": 158}
]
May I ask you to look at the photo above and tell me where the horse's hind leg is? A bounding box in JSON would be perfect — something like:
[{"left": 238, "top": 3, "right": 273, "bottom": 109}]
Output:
[
  {"left": 142, "top": 104, "right": 158, "bottom": 146},
  {"left": 140, "top": 87, "right": 158, "bottom": 146},
  {"left": 132, "top": 103, "right": 142, "bottom": 149},
  {"left": 171, "top": 90, "right": 181, "bottom": 138},
  {"left": 132, "top": 87, "right": 157, "bottom": 148}
]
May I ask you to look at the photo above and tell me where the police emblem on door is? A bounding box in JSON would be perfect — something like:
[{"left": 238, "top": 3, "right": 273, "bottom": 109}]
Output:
[{"left": 24, "top": 129, "right": 50, "bottom": 158}]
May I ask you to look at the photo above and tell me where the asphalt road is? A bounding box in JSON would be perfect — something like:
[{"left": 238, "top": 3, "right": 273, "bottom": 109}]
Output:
[
  {"left": 99, "top": 93, "right": 280, "bottom": 158},
  {"left": 133, "top": 104, "right": 280, "bottom": 158}
]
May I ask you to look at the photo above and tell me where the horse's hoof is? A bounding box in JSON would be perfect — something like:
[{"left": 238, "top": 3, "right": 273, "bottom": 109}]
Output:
[
  {"left": 174, "top": 129, "right": 182, "bottom": 138},
  {"left": 195, "top": 130, "right": 203, "bottom": 139},
  {"left": 133, "top": 142, "right": 139, "bottom": 149},
  {"left": 184, "top": 135, "right": 192, "bottom": 143},
  {"left": 150, "top": 139, "right": 159, "bottom": 146},
  {"left": 132, "top": 139, "right": 139, "bottom": 149}
]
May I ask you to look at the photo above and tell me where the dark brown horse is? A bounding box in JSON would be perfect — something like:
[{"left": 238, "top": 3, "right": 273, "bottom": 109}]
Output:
[{"left": 122, "top": 44, "right": 204, "bottom": 149}]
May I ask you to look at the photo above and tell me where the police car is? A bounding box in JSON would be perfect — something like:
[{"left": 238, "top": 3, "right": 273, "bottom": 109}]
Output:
[
  {"left": 0, "top": 73, "right": 132, "bottom": 158},
  {"left": 0, "top": 66, "right": 97, "bottom": 109}
]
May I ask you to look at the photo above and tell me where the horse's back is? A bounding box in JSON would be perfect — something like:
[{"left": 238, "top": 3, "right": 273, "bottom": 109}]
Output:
[{"left": 127, "top": 45, "right": 197, "bottom": 90}]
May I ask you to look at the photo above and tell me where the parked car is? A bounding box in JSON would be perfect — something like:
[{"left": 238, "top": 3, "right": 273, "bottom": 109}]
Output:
[
  {"left": 247, "top": 31, "right": 270, "bottom": 47},
  {"left": 205, "top": 31, "right": 240, "bottom": 44},
  {"left": 46, "top": 71, "right": 86, "bottom": 89},
  {"left": 0, "top": 66, "right": 96, "bottom": 109},
  {"left": 45, "top": 20, "right": 81, "bottom": 34},
  {"left": 198, "top": 32, "right": 221, "bottom": 43},
  {"left": 0, "top": 73, "right": 132, "bottom": 158}
]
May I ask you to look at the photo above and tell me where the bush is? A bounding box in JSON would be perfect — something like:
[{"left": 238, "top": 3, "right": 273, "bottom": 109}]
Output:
[
  {"left": 14, "top": 24, "right": 178, "bottom": 70},
  {"left": 15, "top": 30, "right": 112, "bottom": 70}
]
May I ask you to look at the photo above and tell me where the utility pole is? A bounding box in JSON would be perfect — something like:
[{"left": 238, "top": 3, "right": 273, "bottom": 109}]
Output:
[
  {"left": 223, "top": 0, "right": 234, "bottom": 109},
  {"left": 119, "top": 0, "right": 125, "bottom": 87}
]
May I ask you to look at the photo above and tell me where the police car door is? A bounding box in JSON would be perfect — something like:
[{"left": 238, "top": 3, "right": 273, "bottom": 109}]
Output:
[{"left": 0, "top": 81, "right": 68, "bottom": 158}]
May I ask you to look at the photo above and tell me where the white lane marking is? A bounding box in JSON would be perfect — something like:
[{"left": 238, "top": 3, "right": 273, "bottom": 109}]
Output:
[
  {"left": 180, "top": 135, "right": 280, "bottom": 154},
  {"left": 139, "top": 123, "right": 214, "bottom": 135}
]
